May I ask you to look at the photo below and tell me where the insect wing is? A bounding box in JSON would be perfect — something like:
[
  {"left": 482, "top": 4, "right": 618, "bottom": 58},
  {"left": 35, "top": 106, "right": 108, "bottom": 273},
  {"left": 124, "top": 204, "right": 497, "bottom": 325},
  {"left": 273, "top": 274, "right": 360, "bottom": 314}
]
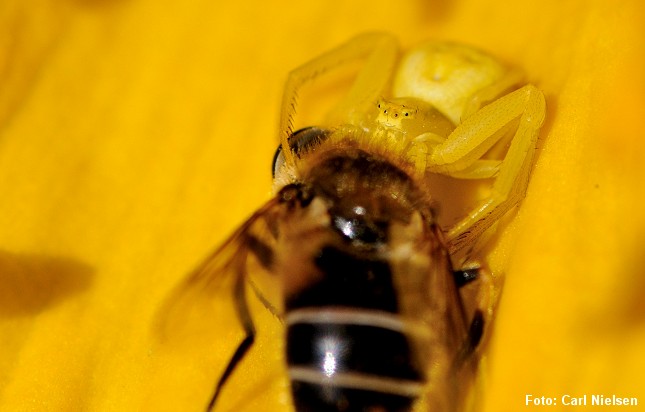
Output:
[
  {"left": 155, "top": 197, "right": 283, "bottom": 345},
  {"left": 388, "top": 216, "right": 474, "bottom": 411}
]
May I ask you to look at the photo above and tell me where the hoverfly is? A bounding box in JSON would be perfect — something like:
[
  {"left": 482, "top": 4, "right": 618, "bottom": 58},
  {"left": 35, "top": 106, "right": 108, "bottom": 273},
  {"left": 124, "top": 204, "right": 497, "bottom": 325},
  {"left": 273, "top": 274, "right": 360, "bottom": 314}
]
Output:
[{"left": 164, "top": 33, "right": 546, "bottom": 412}]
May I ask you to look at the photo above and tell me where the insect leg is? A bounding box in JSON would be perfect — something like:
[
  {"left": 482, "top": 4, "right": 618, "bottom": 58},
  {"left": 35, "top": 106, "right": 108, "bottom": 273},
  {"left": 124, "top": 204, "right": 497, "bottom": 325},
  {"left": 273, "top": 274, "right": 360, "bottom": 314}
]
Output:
[
  {"left": 450, "top": 256, "right": 495, "bottom": 369},
  {"left": 206, "top": 266, "right": 256, "bottom": 412},
  {"left": 278, "top": 33, "right": 398, "bottom": 166},
  {"left": 426, "top": 85, "right": 545, "bottom": 251},
  {"left": 453, "top": 267, "right": 479, "bottom": 288},
  {"left": 460, "top": 310, "right": 485, "bottom": 359}
]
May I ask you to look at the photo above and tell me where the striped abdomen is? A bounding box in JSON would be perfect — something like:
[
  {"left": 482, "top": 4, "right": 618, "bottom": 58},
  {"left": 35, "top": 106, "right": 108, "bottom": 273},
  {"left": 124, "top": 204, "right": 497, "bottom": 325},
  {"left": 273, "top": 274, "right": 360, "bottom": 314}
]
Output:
[{"left": 285, "top": 245, "right": 425, "bottom": 412}]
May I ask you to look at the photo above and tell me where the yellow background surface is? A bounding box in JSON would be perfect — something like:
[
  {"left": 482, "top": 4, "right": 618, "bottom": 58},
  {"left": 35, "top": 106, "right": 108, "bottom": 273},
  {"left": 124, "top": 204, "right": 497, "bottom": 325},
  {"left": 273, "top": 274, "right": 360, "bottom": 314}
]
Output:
[{"left": 1, "top": 0, "right": 644, "bottom": 411}]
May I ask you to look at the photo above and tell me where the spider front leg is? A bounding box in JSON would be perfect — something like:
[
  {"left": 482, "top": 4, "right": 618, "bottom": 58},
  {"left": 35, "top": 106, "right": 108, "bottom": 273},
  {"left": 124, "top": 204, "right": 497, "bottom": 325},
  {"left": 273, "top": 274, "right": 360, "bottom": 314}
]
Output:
[
  {"left": 427, "top": 85, "right": 546, "bottom": 252},
  {"left": 277, "top": 33, "right": 398, "bottom": 167}
]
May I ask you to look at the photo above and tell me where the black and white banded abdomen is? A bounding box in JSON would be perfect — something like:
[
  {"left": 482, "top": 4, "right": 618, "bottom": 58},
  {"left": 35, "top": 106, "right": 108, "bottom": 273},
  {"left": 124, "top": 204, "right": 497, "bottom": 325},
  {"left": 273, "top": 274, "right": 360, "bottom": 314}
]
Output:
[{"left": 284, "top": 246, "right": 426, "bottom": 412}]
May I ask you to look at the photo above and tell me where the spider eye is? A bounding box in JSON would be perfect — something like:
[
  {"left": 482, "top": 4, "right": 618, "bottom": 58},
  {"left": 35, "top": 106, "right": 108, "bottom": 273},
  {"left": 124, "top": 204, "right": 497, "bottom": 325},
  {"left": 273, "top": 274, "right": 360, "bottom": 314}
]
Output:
[{"left": 272, "top": 127, "right": 330, "bottom": 178}]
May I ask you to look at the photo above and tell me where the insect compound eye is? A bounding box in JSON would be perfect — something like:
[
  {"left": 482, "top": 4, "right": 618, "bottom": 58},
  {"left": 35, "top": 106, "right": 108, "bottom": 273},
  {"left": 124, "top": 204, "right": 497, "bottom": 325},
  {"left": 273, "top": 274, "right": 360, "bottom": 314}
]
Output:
[
  {"left": 271, "top": 145, "right": 284, "bottom": 179},
  {"left": 272, "top": 127, "right": 330, "bottom": 178}
]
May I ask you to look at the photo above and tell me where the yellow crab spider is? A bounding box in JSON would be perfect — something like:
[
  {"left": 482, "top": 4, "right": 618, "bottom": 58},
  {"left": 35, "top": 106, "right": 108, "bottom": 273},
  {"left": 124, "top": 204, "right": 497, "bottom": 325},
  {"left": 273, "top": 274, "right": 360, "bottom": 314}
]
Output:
[{"left": 277, "top": 33, "right": 546, "bottom": 252}]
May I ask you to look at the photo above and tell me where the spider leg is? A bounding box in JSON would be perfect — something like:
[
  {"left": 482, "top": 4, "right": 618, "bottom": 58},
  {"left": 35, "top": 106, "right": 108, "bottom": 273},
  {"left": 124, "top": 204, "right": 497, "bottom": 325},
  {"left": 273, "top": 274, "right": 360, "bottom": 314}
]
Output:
[
  {"left": 278, "top": 33, "right": 399, "bottom": 166},
  {"left": 460, "top": 69, "right": 525, "bottom": 120},
  {"left": 425, "top": 85, "right": 545, "bottom": 252}
]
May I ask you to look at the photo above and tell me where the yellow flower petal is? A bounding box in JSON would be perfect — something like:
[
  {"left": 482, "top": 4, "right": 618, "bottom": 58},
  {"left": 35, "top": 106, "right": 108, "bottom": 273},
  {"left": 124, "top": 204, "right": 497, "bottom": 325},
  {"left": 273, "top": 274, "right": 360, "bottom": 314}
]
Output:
[{"left": 1, "top": 0, "right": 643, "bottom": 411}]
